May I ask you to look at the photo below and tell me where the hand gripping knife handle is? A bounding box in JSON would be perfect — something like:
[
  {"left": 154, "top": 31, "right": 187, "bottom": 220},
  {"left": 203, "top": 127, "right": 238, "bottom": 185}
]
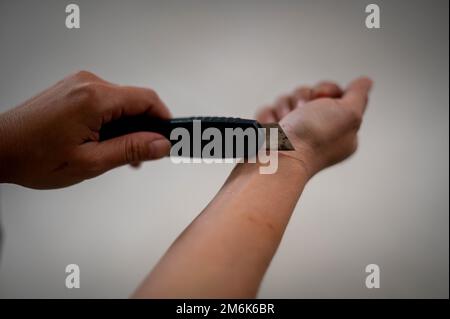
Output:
[{"left": 99, "top": 115, "right": 266, "bottom": 158}]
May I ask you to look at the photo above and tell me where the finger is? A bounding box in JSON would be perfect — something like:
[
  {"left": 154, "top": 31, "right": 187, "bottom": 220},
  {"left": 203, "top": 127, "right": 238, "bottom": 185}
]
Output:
[
  {"left": 340, "top": 77, "right": 373, "bottom": 115},
  {"left": 312, "top": 81, "right": 343, "bottom": 99},
  {"left": 103, "top": 86, "right": 172, "bottom": 122},
  {"left": 292, "top": 86, "right": 313, "bottom": 106},
  {"left": 85, "top": 132, "right": 171, "bottom": 174},
  {"left": 255, "top": 106, "right": 277, "bottom": 123},
  {"left": 274, "top": 95, "right": 293, "bottom": 119}
]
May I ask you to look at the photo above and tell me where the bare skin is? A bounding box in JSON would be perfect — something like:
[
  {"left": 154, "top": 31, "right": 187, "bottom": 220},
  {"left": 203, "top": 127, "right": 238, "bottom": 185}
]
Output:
[
  {"left": 0, "top": 71, "right": 171, "bottom": 189},
  {"left": 133, "top": 77, "right": 373, "bottom": 298},
  {"left": 0, "top": 71, "right": 372, "bottom": 298}
]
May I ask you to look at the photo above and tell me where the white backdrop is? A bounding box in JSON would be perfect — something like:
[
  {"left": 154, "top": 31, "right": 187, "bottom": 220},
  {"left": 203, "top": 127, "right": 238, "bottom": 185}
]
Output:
[{"left": 0, "top": 0, "right": 448, "bottom": 298}]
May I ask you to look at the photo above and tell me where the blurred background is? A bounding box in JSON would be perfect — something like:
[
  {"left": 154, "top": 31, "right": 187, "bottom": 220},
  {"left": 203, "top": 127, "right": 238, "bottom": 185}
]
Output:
[{"left": 0, "top": 0, "right": 448, "bottom": 298}]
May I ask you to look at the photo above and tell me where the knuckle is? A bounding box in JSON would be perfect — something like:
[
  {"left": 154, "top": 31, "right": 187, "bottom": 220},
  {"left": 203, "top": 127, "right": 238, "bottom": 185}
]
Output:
[
  {"left": 317, "top": 81, "right": 338, "bottom": 91},
  {"left": 133, "top": 87, "right": 160, "bottom": 107},
  {"left": 275, "top": 95, "right": 289, "bottom": 105},
  {"left": 294, "top": 85, "right": 311, "bottom": 93},
  {"left": 69, "top": 82, "right": 102, "bottom": 103},
  {"left": 141, "top": 87, "right": 157, "bottom": 101},
  {"left": 147, "top": 88, "right": 157, "bottom": 97},
  {"left": 293, "top": 86, "right": 312, "bottom": 99},
  {"left": 125, "top": 138, "right": 146, "bottom": 163},
  {"left": 73, "top": 70, "right": 98, "bottom": 82}
]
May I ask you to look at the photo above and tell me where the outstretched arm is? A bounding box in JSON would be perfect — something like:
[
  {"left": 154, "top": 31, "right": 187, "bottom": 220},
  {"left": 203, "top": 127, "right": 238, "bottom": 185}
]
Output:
[{"left": 134, "top": 78, "right": 372, "bottom": 298}]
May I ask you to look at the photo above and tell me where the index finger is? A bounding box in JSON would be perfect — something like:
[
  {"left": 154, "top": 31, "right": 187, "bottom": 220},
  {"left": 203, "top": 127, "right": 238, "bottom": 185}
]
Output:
[
  {"left": 107, "top": 85, "right": 172, "bottom": 120},
  {"left": 339, "top": 77, "right": 373, "bottom": 115}
]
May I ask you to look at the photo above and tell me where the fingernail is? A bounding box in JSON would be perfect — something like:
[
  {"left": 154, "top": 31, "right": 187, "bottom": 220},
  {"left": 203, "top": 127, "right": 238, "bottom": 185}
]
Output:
[{"left": 149, "top": 138, "right": 171, "bottom": 159}]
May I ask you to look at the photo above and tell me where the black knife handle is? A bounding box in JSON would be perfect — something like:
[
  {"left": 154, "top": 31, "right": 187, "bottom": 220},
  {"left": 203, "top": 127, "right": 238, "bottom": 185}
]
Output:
[{"left": 99, "top": 115, "right": 264, "bottom": 158}]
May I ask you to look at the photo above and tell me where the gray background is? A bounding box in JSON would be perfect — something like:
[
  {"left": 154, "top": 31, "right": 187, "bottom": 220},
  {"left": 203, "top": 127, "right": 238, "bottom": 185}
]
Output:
[{"left": 0, "top": 0, "right": 448, "bottom": 298}]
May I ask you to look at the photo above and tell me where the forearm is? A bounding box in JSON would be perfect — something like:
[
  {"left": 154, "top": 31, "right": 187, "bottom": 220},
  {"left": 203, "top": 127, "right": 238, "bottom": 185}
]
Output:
[{"left": 133, "top": 154, "right": 310, "bottom": 298}]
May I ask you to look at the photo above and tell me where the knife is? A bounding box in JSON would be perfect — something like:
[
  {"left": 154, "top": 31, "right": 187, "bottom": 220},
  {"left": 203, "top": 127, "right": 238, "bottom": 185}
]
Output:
[{"left": 99, "top": 116, "right": 294, "bottom": 158}]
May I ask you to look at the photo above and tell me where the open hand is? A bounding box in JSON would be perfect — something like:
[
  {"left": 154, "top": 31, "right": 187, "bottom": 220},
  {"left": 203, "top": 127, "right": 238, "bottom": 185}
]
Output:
[{"left": 257, "top": 77, "right": 373, "bottom": 177}]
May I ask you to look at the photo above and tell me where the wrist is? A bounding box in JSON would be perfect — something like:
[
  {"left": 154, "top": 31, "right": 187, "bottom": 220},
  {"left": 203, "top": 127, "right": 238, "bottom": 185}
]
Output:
[
  {"left": 278, "top": 120, "right": 327, "bottom": 179},
  {"left": 277, "top": 149, "right": 316, "bottom": 180},
  {"left": 236, "top": 149, "right": 311, "bottom": 188},
  {"left": 278, "top": 139, "right": 323, "bottom": 181}
]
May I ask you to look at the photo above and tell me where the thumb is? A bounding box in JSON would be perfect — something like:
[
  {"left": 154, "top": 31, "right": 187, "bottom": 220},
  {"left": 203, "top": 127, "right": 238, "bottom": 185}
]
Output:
[{"left": 92, "top": 132, "right": 171, "bottom": 172}]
